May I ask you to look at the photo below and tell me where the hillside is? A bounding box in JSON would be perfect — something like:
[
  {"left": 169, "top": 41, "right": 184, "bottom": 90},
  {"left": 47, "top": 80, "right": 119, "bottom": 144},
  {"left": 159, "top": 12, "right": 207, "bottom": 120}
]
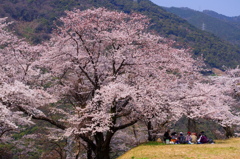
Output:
[
  {"left": 203, "top": 10, "right": 240, "bottom": 29},
  {"left": 165, "top": 7, "right": 240, "bottom": 47},
  {"left": 1, "top": 0, "right": 240, "bottom": 69}
]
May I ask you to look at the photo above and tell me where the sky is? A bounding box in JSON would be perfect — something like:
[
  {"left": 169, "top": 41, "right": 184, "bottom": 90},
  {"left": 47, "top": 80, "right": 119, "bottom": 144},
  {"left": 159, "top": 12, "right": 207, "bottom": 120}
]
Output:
[{"left": 151, "top": 0, "right": 240, "bottom": 17}]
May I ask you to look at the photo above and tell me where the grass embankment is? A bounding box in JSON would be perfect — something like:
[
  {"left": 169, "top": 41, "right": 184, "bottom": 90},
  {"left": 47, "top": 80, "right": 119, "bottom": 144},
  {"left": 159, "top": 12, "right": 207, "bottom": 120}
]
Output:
[{"left": 117, "top": 138, "right": 240, "bottom": 159}]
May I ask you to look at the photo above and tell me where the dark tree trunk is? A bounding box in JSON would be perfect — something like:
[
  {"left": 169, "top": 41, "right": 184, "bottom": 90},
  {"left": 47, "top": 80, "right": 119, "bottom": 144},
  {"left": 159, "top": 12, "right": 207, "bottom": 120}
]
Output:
[
  {"left": 93, "top": 131, "right": 114, "bottom": 159},
  {"left": 81, "top": 119, "right": 137, "bottom": 159},
  {"left": 187, "top": 118, "right": 197, "bottom": 133},
  {"left": 95, "top": 145, "right": 111, "bottom": 159},
  {"left": 223, "top": 126, "right": 234, "bottom": 138},
  {"left": 147, "top": 120, "right": 154, "bottom": 141},
  {"left": 87, "top": 143, "right": 93, "bottom": 159}
]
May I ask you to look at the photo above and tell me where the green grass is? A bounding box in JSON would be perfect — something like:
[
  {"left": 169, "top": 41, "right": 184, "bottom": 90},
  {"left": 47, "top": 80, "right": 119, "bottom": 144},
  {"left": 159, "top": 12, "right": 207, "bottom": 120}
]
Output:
[
  {"left": 117, "top": 138, "right": 240, "bottom": 159},
  {"left": 142, "top": 142, "right": 166, "bottom": 146}
]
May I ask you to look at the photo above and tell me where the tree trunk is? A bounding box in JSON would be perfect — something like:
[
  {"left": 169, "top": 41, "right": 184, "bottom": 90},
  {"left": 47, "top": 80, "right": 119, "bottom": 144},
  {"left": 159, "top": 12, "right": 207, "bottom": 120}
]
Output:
[
  {"left": 223, "top": 126, "right": 234, "bottom": 138},
  {"left": 95, "top": 145, "right": 111, "bottom": 159},
  {"left": 147, "top": 120, "right": 154, "bottom": 141},
  {"left": 93, "top": 131, "right": 114, "bottom": 159},
  {"left": 84, "top": 119, "right": 137, "bottom": 159},
  {"left": 187, "top": 118, "right": 197, "bottom": 133},
  {"left": 87, "top": 143, "right": 93, "bottom": 159}
]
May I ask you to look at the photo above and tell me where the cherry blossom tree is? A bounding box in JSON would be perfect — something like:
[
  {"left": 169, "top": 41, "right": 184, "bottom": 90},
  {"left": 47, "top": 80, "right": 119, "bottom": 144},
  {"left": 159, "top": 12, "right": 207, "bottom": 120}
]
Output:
[
  {"left": 0, "top": 17, "right": 56, "bottom": 139},
  {"left": 209, "top": 68, "right": 240, "bottom": 137},
  {"left": 166, "top": 69, "right": 240, "bottom": 137},
  {"left": 35, "top": 8, "right": 202, "bottom": 159}
]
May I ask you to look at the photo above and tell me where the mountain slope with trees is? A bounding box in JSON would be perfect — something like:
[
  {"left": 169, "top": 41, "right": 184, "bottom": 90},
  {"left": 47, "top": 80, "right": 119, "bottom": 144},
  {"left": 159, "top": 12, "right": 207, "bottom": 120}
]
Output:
[
  {"left": 203, "top": 10, "right": 240, "bottom": 28},
  {"left": 165, "top": 7, "right": 240, "bottom": 47},
  {"left": 1, "top": 0, "right": 240, "bottom": 69}
]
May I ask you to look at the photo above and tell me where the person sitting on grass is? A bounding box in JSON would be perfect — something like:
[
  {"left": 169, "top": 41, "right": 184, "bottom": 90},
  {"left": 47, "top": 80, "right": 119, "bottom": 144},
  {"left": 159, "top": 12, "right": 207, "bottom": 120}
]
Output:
[
  {"left": 171, "top": 132, "right": 178, "bottom": 144},
  {"left": 178, "top": 132, "right": 187, "bottom": 144},
  {"left": 163, "top": 129, "right": 172, "bottom": 143},
  {"left": 185, "top": 131, "right": 192, "bottom": 144},
  {"left": 197, "top": 131, "right": 209, "bottom": 144},
  {"left": 190, "top": 132, "right": 197, "bottom": 144}
]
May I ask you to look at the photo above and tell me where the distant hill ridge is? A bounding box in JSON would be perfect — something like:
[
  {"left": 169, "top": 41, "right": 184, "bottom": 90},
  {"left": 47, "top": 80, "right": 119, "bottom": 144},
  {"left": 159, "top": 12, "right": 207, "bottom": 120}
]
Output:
[
  {"left": 165, "top": 7, "right": 240, "bottom": 47},
  {"left": 1, "top": 0, "right": 240, "bottom": 69},
  {"left": 203, "top": 10, "right": 240, "bottom": 24}
]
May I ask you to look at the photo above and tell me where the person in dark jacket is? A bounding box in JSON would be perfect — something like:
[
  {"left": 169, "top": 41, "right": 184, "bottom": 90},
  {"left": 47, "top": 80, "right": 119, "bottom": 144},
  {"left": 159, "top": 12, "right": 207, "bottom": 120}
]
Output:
[
  {"left": 163, "top": 130, "right": 171, "bottom": 142},
  {"left": 178, "top": 132, "right": 187, "bottom": 144},
  {"left": 197, "top": 131, "right": 209, "bottom": 144}
]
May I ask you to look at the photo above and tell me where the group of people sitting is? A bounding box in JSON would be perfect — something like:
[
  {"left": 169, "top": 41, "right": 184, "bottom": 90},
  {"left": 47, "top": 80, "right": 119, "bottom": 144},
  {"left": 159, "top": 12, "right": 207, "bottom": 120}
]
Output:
[{"left": 163, "top": 130, "right": 213, "bottom": 144}]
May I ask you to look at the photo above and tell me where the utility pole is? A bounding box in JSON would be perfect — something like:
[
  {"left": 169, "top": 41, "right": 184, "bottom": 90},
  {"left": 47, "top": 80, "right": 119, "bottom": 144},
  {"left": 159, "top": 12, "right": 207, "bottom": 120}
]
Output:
[{"left": 202, "top": 22, "right": 205, "bottom": 31}]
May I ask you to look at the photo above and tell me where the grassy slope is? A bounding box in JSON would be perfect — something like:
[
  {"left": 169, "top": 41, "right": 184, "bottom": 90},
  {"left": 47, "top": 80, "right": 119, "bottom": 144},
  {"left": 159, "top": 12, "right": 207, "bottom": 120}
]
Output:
[{"left": 118, "top": 138, "right": 240, "bottom": 159}]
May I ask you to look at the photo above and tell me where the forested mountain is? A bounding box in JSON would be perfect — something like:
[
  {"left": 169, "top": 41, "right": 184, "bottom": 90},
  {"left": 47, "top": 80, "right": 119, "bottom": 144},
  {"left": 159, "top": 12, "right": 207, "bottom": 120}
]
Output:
[
  {"left": 165, "top": 7, "right": 240, "bottom": 47},
  {"left": 203, "top": 10, "right": 240, "bottom": 27},
  {"left": 1, "top": 0, "right": 240, "bottom": 69}
]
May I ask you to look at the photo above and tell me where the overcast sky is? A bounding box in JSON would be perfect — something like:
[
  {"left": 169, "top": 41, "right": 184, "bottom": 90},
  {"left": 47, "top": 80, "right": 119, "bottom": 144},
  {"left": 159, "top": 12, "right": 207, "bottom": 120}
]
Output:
[{"left": 151, "top": 0, "right": 240, "bottom": 17}]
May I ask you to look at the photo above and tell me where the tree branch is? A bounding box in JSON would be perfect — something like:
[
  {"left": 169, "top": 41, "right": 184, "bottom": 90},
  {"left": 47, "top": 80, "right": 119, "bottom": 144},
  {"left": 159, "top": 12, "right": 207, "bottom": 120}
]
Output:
[
  {"left": 113, "top": 120, "right": 138, "bottom": 132},
  {"left": 78, "top": 65, "right": 96, "bottom": 88},
  {"left": 79, "top": 134, "right": 96, "bottom": 151},
  {"left": 67, "top": 32, "right": 79, "bottom": 56},
  {"left": 0, "top": 128, "right": 13, "bottom": 138},
  {"left": 16, "top": 105, "right": 66, "bottom": 130},
  {"left": 115, "top": 59, "right": 125, "bottom": 75}
]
